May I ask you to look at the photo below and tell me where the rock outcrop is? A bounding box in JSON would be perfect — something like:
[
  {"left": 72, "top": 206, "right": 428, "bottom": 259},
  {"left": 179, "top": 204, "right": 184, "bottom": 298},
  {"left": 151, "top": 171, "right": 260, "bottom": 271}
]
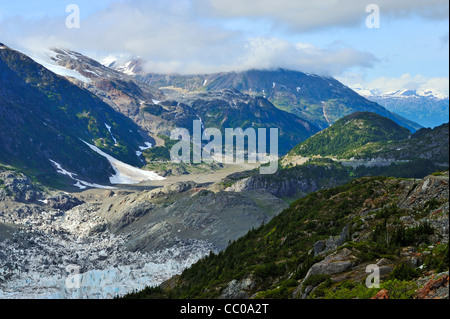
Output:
[
  {"left": 415, "top": 272, "right": 449, "bottom": 299},
  {"left": 0, "top": 171, "right": 43, "bottom": 202},
  {"left": 220, "top": 277, "right": 255, "bottom": 299}
]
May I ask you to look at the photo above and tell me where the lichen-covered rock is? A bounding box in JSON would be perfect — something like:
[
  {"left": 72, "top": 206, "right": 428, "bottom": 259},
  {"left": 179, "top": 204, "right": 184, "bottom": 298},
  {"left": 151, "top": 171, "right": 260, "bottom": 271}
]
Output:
[
  {"left": 415, "top": 273, "right": 449, "bottom": 299},
  {"left": 295, "top": 248, "right": 357, "bottom": 298},
  {"left": 371, "top": 289, "right": 390, "bottom": 299},
  {"left": 313, "top": 225, "right": 349, "bottom": 256},
  {"left": 220, "top": 277, "right": 255, "bottom": 299}
]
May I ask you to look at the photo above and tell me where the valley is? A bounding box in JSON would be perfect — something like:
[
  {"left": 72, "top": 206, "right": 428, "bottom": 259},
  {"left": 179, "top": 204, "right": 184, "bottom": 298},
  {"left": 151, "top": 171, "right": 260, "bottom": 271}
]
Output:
[{"left": 0, "top": 42, "right": 448, "bottom": 301}]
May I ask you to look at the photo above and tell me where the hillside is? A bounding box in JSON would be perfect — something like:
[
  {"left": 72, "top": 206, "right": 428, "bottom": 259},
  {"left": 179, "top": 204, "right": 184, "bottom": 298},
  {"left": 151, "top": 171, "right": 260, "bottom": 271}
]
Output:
[
  {"left": 289, "top": 112, "right": 412, "bottom": 158},
  {"left": 124, "top": 173, "right": 449, "bottom": 299},
  {"left": 361, "top": 123, "right": 449, "bottom": 166},
  {"left": 159, "top": 89, "right": 319, "bottom": 155},
  {"left": 0, "top": 44, "right": 154, "bottom": 188}
]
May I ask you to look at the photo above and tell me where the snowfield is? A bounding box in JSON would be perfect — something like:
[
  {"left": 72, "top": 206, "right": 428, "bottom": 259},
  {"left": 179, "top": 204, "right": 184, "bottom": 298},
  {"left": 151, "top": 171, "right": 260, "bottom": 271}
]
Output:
[
  {"left": 27, "top": 49, "right": 92, "bottom": 84},
  {"left": 82, "top": 141, "right": 165, "bottom": 184},
  {"left": 49, "top": 160, "right": 115, "bottom": 190}
]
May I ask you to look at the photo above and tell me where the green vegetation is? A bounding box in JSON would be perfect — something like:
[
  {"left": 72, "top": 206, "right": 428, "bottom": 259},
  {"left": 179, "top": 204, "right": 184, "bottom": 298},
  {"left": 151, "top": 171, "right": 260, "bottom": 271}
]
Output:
[
  {"left": 322, "top": 279, "right": 417, "bottom": 299},
  {"left": 389, "top": 263, "right": 421, "bottom": 281},
  {"left": 289, "top": 112, "right": 411, "bottom": 158},
  {"left": 352, "top": 159, "right": 439, "bottom": 179},
  {"left": 124, "top": 174, "right": 447, "bottom": 300},
  {"left": 142, "top": 135, "right": 178, "bottom": 162},
  {"left": 424, "top": 244, "right": 449, "bottom": 273}
]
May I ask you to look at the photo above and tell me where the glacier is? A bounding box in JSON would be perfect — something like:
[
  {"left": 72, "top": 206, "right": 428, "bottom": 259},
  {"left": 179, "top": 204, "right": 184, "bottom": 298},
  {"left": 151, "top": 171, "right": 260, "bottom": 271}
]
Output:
[{"left": 0, "top": 202, "right": 215, "bottom": 299}]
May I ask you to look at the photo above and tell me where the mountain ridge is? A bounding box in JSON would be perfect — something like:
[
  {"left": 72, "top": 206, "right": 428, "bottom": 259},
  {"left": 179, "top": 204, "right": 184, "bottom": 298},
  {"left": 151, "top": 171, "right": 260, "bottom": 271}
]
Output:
[{"left": 136, "top": 68, "right": 423, "bottom": 133}]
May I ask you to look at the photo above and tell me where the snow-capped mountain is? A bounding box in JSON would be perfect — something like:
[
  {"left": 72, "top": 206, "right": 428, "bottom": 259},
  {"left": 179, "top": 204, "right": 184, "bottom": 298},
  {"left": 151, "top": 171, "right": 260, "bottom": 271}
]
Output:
[
  {"left": 353, "top": 87, "right": 449, "bottom": 128},
  {"left": 25, "top": 47, "right": 170, "bottom": 147},
  {"left": 354, "top": 87, "right": 448, "bottom": 100},
  {"left": 100, "top": 55, "right": 144, "bottom": 76},
  {"left": 0, "top": 44, "right": 163, "bottom": 189}
]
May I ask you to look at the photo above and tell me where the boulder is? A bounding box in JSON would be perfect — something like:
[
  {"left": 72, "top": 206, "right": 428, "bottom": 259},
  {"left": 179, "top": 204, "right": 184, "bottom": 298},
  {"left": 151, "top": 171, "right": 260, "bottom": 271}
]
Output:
[
  {"left": 371, "top": 289, "right": 390, "bottom": 299},
  {"left": 295, "top": 248, "right": 356, "bottom": 298},
  {"left": 0, "top": 171, "right": 42, "bottom": 202},
  {"left": 220, "top": 277, "right": 255, "bottom": 299},
  {"left": 45, "top": 193, "right": 84, "bottom": 210},
  {"left": 313, "top": 225, "right": 349, "bottom": 256}
]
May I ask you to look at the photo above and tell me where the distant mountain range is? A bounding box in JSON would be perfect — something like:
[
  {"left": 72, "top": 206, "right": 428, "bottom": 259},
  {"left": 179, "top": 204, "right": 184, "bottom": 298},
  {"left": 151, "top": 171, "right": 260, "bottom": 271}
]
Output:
[
  {"left": 354, "top": 88, "right": 449, "bottom": 129},
  {"left": 136, "top": 69, "right": 423, "bottom": 132},
  {"left": 26, "top": 48, "right": 424, "bottom": 137}
]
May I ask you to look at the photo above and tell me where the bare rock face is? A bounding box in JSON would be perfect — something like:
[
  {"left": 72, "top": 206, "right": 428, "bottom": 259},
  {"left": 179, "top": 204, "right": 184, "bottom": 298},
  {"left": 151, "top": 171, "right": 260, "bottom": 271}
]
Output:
[
  {"left": 44, "top": 193, "right": 84, "bottom": 211},
  {"left": 371, "top": 289, "right": 390, "bottom": 299},
  {"left": 0, "top": 171, "right": 42, "bottom": 202},
  {"left": 313, "top": 225, "right": 349, "bottom": 256},
  {"left": 122, "top": 189, "right": 288, "bottom": 253},
  {"left": 148, "top": 181, "right": 198, "bottom": 199},
  {"left": 295, "top": 248, "right": 357, "bottom": 299},
  {"left": 415, "top": 273, "right": 449, "bottom": 299},
  {"left": 306, "top": 249, "right": 355, "bottom": 279}
]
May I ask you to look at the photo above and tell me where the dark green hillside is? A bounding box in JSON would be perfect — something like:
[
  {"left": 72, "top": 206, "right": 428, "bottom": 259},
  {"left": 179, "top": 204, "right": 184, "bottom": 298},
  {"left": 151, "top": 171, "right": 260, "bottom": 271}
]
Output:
[
  {"left": 124, "top": 173, "right": 449, "bottom": 299},
  {"left": 362, "top": 123, "right": 449, "bottom": 165},
  {"left": 0, "top": 45, "right": 149, "bottom": 187},
  {"left": 289, "top": 112, "right": 412, "bottom": 158}
]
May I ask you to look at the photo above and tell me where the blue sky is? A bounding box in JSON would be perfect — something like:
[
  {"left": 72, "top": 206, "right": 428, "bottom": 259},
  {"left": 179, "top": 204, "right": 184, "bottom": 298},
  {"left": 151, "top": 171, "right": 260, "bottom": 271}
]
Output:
[{"left": 0, "top": 0, "right": 448, "bottom": 96}]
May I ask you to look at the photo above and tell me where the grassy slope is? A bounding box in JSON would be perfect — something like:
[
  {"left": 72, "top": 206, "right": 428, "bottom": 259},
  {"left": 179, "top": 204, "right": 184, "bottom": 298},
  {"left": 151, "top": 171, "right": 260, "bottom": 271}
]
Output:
[{"left": 289, "top": 112, "right": 412, "bottom": 158}]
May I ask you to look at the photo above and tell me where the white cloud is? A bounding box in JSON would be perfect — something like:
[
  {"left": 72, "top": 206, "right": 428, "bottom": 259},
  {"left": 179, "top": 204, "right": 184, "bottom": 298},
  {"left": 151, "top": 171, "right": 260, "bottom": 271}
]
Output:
[
  {"left": 1, "top": 0, "right": 377, "bottom": 75},
  {"left": 198, "top": 0, "right": 449, "bottom": 32}
]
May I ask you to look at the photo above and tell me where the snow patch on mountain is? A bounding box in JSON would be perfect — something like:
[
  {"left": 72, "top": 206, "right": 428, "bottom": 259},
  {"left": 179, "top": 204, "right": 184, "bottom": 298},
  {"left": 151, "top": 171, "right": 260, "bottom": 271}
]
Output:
[
  {"left": 27, "top": 49, "right": 91, "bottom": 84},
  {"left": 136, "top": 142, "right": 153, "bottom": 157},
  {"left": 117, "top": 61, "right": 136, "bottom": 76},
  {"left": 82, "top": 141, "right": 165, "bottom": 184},
  {"left": 105, "top": 123, "right": 118, "bottom": 146},
  {"left": 49, "top": 160, "right": 115, "bottom": 190}
]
